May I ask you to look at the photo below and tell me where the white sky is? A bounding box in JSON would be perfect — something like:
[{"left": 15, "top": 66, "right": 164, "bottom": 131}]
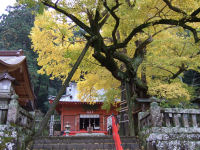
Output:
[{"left": 0, "top": 0, "right": 16, "bottom": 15}]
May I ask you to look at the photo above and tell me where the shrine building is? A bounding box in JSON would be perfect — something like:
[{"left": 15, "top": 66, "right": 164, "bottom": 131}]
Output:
[
  {"left": 0, "top": 50, "right": 35, "bottom": 110},
  {"left": 0, "top": 50, "right": 36, "bottom": 126},
  {"left": 49, "top": 82, "right": 119, "bottom": 135}
]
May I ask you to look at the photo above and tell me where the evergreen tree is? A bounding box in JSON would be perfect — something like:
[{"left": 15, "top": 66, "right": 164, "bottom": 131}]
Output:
[{"left": 0, "top": 5, "right": 61, "bottom": 113}]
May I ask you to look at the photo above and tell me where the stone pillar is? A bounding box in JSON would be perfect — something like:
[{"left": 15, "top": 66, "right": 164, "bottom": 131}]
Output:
[
  {"left": 150, "top": 102, "right": 162, "bottom": 127},
  {"left": 49, "top": 115, "right": 54, "bottom": 136},
  {"left": 7, "top": 94, "right": 19, "bottom": 124}
]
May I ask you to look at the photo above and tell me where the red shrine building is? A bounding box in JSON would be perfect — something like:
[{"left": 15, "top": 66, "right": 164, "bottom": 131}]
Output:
[{"left": 49, "top": 82, "right": 118, "bottom": 135}]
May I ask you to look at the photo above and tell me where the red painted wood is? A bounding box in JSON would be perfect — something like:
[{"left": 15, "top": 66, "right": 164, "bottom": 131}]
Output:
[
  {"left": 112, "top": 116, "right": 123, "bottom": 150},
  {"left": 49, "top": 100, "right": 118, "bottom": 134}
]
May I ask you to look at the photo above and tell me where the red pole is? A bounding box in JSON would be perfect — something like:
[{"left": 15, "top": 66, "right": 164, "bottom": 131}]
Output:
[{"left": 112, "top": 116, "right": 123, "bottom": 150}]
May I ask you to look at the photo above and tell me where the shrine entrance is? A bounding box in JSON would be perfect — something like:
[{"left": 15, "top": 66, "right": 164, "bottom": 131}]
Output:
[{"left": 80, "top": 114, "right": 100, "bottom": 131}]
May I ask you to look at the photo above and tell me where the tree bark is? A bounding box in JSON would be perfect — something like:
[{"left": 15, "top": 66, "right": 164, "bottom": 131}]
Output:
[
  {"left": 33, "top": 37, "right": 96, "bottom": 137},
  {"left": 125, "top": 81, "right": 136, "bottom": 136}
]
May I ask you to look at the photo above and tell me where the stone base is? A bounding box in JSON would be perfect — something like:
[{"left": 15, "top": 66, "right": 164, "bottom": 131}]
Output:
[
  {"left": 140, "top": 127, "right": 200, "bottom": 150},
  {"left": 147, "top": 140, "right": 200, "bottom": 150}
]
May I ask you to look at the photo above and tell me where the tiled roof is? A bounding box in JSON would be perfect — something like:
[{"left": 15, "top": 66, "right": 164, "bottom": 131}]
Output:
[{"left": 48, "top": 95, "right": 104, "bottom": 103}]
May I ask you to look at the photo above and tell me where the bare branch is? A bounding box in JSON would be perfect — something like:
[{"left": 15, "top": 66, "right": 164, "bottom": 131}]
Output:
[
  {"left": 151, "top": 63, "right": 187, "bottom": 81},
  {"left": 152, "top": 26, "right": 175, "bottom": 37},
  {"left": 86, "top": 9, "right": 94, "bottom": 27},
  {"left": 41, "top": 0, "right": 93, "bottom": 35},
  {"left": 191, "top": 7, "right": 200, "bottom": 16},
  {"left": 94, "top": 1, "right": 101, "bottom": 23},
  {"left": 180, "top": 24, "right": 199, "bottom": 43},
  {"left": 134, "top": 36, "right": 153, "bottom": 57},
  {"left": 34, "top": 35, "right": 98, "bottom": 137},
  {"left": 109, "top": 17, "right": 200, "bottom": 50},
  {"left": 162, "top": 0, "right": 187, "bottom": 15},
  {"left": 55, "top": 0, "right": 59, "bottom": 7},
  {"left": 103, "top": 0, "right": 120, "bottom": 45},
  {"left": 170, "top": 63, "right": 187, "bottom": 79},
  {"left": 145, "top": 5, "right": 167, "bottom": 22},
  {"left": 99, "top": 13, "right": 110, "bottom": 29},
  {"left": 154, "top": 65, "right": 175, "bottom": 75},
  {"left": 190, "top": 51, "right": 200, "bottom": 58}
]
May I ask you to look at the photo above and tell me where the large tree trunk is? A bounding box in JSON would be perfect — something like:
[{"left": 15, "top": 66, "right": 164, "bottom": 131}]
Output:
[
  {"left": 125, "top": 81, "right": 136, "bottom": 136},
  {"left": 121, "top": 78, "right": 147, "bottom": 136}
]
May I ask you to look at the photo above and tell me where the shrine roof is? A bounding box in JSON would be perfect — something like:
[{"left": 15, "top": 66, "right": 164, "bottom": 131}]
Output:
[
  {"left": 0, "top": 56, "right": 26, "bottom": 65},
  {"left": 0, "top": 50, "right": 26, "bottom": 71},
  {"left": 0, "top": 50, "right": 36, "bottom": 110},
  {"left": 48, "top": 95, "right": 104, "bottom": 103}
]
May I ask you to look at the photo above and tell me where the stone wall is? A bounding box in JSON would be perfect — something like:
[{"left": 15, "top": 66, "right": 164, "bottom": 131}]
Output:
[
  {"left": 138, "top": 102, "right": 200, "bottom": 150},
  {"left": 0, "top": 95, "right": 35, "bottom": 150},
  {"left": 0, "top": 125, "right": 17, "bottom": 150},
  {"left": 0, "top": 124, "right": 34, "bottom": 150}
]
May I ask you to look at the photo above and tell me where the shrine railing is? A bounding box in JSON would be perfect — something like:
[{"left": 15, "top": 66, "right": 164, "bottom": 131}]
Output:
[
  {"left": 112, "top": 115, "right": 123, "bottom": 150},
  {"left": 138, "top": 102, "right": 200, "bottom": 131}
]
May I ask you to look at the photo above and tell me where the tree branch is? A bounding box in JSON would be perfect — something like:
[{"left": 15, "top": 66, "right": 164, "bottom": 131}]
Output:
[
  {"left": 108, "top": 17, "right": 200, "bottom": 50},
  {"left": 55, "top": 0, "right": 59, "bottom": 7},
  {"left": 34, "top": 35, "right": 98, "bottom": 137},
  {"left": 99, "top": 13, "right": 110, "bottom": 29},
  {"left": 93, "top": 51, "right": 125, "bottom": 81},
  {"left": 94, "top": 1, "right": 101, "bottom": 23},
  {"left": 152, "top": 26, "right": 175, "bottom": 37},
  {"left": 113, "top": 51, "right": 131, "bottom": 65},
  {"left": 86, "top": 9, "right": 94, "bottom": 28},
  {"left": 145, "top": 4, "right": 167, "bottom": 22},
  {"left": 41, "top": 0, "right": 93, "bottom": 35},
  {"left": 103, "top": 0, "right": 120, "bottom": 45},
  {"left": 134, "top": 36, "right": 153, "bottom": 58},
  {"left": 154, "top": 65, "right": 175, "bottom": 75},
  {"left": 170, "top": 63, "right": 187, "bottom": 80},
  {"left": 162, "top": 0, "right": 187, "bottom": 15},
  {"left": 191, "top": 7, "right": 200, "bottom": 16},
  {"left": 180, "top": 24, "right": 199, "bottom": 43}
]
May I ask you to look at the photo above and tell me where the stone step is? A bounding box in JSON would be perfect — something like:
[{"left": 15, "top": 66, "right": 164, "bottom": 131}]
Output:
[
  {"left": 34, "top": 136, "right": 138, "bottom": 144},
  {"left": 32, "top": 143, "right": 140, "bottom": 150},
  {"left": 32, "top": 136, "right": 141, "bottom": 150}
]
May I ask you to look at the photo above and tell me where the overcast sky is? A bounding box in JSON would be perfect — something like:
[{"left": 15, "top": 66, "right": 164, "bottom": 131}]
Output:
[{"left": 0, "top": 0, "right": 16, "bottom": 15}]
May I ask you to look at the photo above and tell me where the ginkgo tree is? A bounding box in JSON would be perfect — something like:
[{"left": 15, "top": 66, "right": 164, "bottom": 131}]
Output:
[{"left": 20, "top": 0, "right": 200, "bottom": 136}]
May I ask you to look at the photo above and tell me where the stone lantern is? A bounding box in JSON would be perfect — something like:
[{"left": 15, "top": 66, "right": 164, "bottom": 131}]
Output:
[
  {"left": 0, "top": 73, "right": 15, "bottom": 98},
  {"left": 0, "top": 73, "right": 15, "bottom": 124},
  {"left": 65, "top": 122, "right": 71, "bottom": 136}
]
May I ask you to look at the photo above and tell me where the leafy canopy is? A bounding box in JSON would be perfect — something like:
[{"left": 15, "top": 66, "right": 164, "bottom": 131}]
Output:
[{"left": 28, "top": 0, "right": 200, "bottom": 106}]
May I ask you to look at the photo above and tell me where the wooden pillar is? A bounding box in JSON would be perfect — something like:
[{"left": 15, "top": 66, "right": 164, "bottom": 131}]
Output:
[
  {"left": 76, "top": 114, "right": 80, "bottom": 131},
  {"left": 100, "top": 114, "right": 103, "bottom": 131},
  {"left": 61, "top": 104, "right": 64, "bottom": 131}
]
